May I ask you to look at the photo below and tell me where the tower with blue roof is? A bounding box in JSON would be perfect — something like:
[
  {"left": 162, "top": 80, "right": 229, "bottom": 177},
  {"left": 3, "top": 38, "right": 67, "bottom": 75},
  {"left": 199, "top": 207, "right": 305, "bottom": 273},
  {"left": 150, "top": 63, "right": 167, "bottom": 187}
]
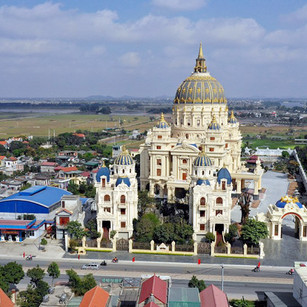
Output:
[
  {"left": 95, "top": 146, "right": 138, "bottom": 239},
  {"left": 189, "top": 148, "right": 233, "bottom": 241}
]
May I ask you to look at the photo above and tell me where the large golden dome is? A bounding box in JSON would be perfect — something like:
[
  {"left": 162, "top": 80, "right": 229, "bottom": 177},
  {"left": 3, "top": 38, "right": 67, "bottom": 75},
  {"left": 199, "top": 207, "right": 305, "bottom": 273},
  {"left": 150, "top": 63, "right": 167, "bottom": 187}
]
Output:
[{"left": 174, "top": 44, "right": 226, "bottom": 105}]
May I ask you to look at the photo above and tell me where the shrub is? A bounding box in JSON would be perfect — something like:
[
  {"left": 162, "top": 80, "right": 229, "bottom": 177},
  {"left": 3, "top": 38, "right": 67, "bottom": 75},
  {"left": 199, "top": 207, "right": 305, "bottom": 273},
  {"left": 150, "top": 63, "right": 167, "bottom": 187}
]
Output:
[
  {"left": 205, "top": 232, "right": 215, "bottom": 243},
  {"left": 40, "top": 238, "right": 47, "bottom": 246}
]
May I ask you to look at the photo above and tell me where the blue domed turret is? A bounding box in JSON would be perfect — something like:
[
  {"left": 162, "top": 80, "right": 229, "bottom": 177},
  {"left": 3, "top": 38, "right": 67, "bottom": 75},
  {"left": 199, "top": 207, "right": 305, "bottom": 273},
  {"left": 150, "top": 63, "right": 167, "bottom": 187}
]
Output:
[
  {"left": 197, "top": 178, "right": 210, "bottom": 186},
  {"left": 275, "top": 195, "right": 303, "bottom": 209},
  {"left": 217, "top": 167, "right": 232, "bottom": 184},
  {"left": 115, "top": 176, "right": 131, "bottom": 187},
  {"left": 96, "top": 161, "right": 110, "bottom": 182},
  {"left": 208, "top": 114, "right": 221, "bottom": 130},
  {"left": 156, "top": 113, "right": 169, "bottom": 129},
  {"left": 193, "top": 148, "right": 212, "bottom": 167},
  {"left": 229, "top": 111, "right": 238, "bottom": 124},
  {"left": 114, "top": 146, "right": 134, "bottom": 166}
]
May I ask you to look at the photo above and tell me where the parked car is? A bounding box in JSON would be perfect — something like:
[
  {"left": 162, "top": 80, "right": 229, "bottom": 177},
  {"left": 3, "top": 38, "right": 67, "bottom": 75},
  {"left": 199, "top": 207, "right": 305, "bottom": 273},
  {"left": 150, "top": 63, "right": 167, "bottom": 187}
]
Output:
[{"left": 81, "top": 263, "right": 100, "bottom": 270}]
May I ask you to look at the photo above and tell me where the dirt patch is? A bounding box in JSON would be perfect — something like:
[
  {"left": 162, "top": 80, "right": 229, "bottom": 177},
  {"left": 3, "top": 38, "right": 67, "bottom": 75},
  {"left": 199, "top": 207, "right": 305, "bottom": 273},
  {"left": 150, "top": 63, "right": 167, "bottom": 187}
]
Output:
[{"left": 287, "top": 181, "right": 298, "bottom": 196}]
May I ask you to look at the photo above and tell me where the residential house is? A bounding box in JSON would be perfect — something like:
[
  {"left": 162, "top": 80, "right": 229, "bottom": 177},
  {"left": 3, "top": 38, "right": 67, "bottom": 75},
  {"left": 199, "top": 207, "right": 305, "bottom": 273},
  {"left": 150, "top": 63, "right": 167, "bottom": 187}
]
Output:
[
  {"left": 0, "top": 287, "right": 14, "bottom": 307},
  {"left": 0, "top": 141, "right": 8, "bottom": 150},
  {"left": 40, "top": 161, "right": 58, "bottom": 173},
  {"left": 56, "top": 166, "right": 82, "bottom": 180},
  {"left": 55, "top": 194, "right": 84, "bottom": 239},
  {"left": 199, "top": 284, "right": 229, "bottom": 307},
  {"left": 138, "top": 275, "right": 168, "bottom": 306},
  {"left": 0, "top": 156, "right": 6, "bottom": 167},
  {"left": 79, "top": 286, "right": 109, "bottom": 307}
]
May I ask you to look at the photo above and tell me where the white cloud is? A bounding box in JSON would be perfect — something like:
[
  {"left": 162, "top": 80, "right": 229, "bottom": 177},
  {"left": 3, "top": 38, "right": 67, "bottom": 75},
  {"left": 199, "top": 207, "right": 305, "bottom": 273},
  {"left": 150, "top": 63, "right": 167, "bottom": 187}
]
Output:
[
  {"left": 0, "top": 2, "right": 306, "bottom": 97},
  {"left": 152, "top": 0, "right": 206, "bottom": 11},
  {"left": 283, "top": 4, "right": 307, "bottom": 24},
  {"left": 119, "top": 52, "right": 140, "bottom": 67}
]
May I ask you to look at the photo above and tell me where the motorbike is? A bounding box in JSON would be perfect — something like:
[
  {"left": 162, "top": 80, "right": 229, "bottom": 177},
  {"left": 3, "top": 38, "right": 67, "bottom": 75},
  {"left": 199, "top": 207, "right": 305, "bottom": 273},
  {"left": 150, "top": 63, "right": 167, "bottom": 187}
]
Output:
[
  {"left": 100, "top": 261, "right": 107, "bottom": 266},
  {"left": 252, "top": 266, "right": 260, "bottom": 272},
  {"left": 287, "top": 269, "right": 294, "bottom": 275},
  {"left": 26, "top": 255, "right": 32, "bottom": 261},
  {"left": 112, "top": 258, "right": 118, "bottom": 263}
]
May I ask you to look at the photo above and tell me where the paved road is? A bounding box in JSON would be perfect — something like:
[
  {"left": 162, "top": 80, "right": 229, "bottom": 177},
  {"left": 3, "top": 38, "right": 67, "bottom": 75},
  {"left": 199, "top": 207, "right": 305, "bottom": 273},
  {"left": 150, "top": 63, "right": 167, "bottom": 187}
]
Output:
[{"left": 2, "top": 257, "right": 294, "bottom": 300}]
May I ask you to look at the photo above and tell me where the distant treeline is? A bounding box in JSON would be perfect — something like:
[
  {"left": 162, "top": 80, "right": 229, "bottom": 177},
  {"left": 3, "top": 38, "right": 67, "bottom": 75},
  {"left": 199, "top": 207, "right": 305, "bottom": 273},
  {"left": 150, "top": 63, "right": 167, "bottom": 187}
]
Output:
[
  {"left": 0, "top": 102, "right": 81, "bottom": 108},
  {"left": 147, "top": 107, "right": 172, "bottom": 114}
]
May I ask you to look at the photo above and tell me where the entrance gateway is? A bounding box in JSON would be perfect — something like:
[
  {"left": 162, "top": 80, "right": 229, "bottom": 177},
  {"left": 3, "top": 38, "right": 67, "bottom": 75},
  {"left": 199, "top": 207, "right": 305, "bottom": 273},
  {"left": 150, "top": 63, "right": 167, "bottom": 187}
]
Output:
[{"left": 256, "top": 195, "right": 307, "bottom": 241}]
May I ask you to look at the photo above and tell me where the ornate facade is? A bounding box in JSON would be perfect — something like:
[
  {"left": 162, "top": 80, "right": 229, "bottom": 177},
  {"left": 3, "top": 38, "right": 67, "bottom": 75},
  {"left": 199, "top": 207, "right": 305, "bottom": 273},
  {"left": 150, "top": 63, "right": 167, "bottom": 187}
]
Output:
[
  {"left": 140, "top": 44, "right": 263, "bottom": 240},
  {"left": 95, "top": 147, "right": 138, "bottom": 239}
]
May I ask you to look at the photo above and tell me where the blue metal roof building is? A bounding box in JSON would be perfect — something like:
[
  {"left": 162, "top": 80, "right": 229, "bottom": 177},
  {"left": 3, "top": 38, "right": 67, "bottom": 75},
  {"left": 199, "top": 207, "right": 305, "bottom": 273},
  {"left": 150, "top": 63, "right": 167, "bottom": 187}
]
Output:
[{"left": 0, "top": 186, "right": 71, "bottom": 214}]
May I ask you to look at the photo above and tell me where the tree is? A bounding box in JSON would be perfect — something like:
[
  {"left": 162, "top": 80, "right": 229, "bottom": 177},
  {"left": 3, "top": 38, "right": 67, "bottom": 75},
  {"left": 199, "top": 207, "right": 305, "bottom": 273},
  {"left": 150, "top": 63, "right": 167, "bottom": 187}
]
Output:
[
  {"left": 241, "top": 219, "right": 268, "bottom": 246},
  {"left": 153, "top": 223, "right": 174, "bottom": 244},
  {"left": 27, "top": 266, "right": 45, "bottom": 286},
  {"left": 237, "top": 192, "right": 252, "bottom": 225},
  {"left": 66, "top": 269, "right": 81, "bottom": 289},
  {"left": 0, "top": 276, "right": 9, "bottom": 293},
  {"left": 138, "top": 191, "right": 155, "bottom": 216},
  {"left": 225, "top": 224, "right": 238, "bottom": 243},
  {"left": 17, "top": 285, "right": 42, "bottom": 307},
  {"left": 47, "top": 262, "right": 60, "bottom": 286},
  {"left": 204, "top": 232, "right": 215, "bottom": 243},
  {"left": 85, "top": 219, "right": 101, "bottom": 239},
  {"left": 188, "top": 275, "right": 206, "bottom": 291},
  {"left": 67, "top": 221, "right": 86, "bottom": 240},
  {"left": 2, "top": 262, "right": 24, "bottom": 285},
  {"left": 66, "top": 269, "right": 97, "bottom": 296},
  {"left": 134, "top": 213, "right": 160, "bottom": 242},
  {"left": 67, "top": 182, "right": 79, "bottom": 195}
]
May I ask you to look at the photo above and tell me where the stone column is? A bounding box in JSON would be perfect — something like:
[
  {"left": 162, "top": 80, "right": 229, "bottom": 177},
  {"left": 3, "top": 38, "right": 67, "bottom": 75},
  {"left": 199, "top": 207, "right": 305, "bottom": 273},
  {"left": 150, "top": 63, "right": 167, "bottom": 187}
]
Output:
[
  {"left": 64, "top": 234, "right": 69, "bottom": 252},
  {"left": 226, "top": 242, "right": 231, "bottom": 255},
  {"left": 193, "top": 242, "right": 198, "bottom": 256},
  {"left": 82, "top": 236, "right": 86, "bottom": 248},
  {"left": 210, "top": 242, "right": 215, "bottom": 256},
  {"left": 129, "top": 239, "right": 133, "bottom": 253},
  {"left": 171, "top": 241, "right": 176, "bottom": 252},
  {"left": 97, "top": 237, "right": 101, "bottom": 248},
  {"left": 243, "top": 244, "right": 247, "bottom": 256},
  {"left": 150, "top": 240, "right": 155, "bottom": 251},
  {"left": 112, "top": 238, "right": 117, "bottom": 252},
  {"left": 237, "top": 179, "right": 242, "bottom": 194}
]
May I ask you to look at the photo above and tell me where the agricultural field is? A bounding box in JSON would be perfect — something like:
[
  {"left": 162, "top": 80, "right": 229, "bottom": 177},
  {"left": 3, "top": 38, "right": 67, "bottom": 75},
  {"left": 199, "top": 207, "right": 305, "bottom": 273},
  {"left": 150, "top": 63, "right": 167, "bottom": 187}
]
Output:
[
  {"left": 0, "top": 113, "right": 154, "bottom": 138},
  {"left": 0, "top": 112, "right": 305, "bottom": 151}
]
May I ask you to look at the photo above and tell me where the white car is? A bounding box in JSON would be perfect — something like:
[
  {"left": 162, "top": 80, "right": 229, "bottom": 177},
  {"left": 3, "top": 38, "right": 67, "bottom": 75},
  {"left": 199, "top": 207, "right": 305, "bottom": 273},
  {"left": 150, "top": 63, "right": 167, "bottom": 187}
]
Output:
[{"left": 81, "top": 263, "right": 99, "bottom": 270}]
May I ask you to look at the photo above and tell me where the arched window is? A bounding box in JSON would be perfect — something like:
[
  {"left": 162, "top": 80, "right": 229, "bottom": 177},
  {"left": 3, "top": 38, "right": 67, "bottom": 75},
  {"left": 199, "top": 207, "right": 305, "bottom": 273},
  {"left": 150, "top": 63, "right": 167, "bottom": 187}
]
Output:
[
  {"left": 182, "top": 159, "right": 187, "bottom": 164},
  {"left": 104, "top": 195, "right": 110, "bottom": 202},
  {"left": 101, "top": 178, "right": 106, "bottom": 187},
  {"left": 216, "top": 197, "right": 223, "bottom": 205},
  {"left": 120, "top": 195, "right": 126, "bottom": 204},
  {"left": 222, "top": 181, "right": 226, "bottom": 190},
  {"left": 200, "top": 197, "right": 206, "bottom": 206}
]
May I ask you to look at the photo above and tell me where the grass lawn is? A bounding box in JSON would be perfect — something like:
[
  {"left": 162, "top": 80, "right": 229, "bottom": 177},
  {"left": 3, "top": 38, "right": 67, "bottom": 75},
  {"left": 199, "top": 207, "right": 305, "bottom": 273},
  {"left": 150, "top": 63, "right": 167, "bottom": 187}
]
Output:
[{"left": 0, "top": 113, "right": 152, "bottom": 137}]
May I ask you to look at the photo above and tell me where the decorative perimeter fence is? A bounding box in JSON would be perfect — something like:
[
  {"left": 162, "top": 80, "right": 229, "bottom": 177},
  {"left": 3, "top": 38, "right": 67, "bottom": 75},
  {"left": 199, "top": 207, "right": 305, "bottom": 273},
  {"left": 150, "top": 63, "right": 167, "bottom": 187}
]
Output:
[{"left": 65, "top": 235, "right": 264, "bottom": 259}]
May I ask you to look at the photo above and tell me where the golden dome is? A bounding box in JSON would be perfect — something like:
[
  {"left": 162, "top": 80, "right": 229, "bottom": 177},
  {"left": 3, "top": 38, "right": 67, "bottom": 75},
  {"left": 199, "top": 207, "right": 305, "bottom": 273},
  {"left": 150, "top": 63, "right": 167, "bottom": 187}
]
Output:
[{"left": 173, "top": 44, "right": 226, "bottom": 105}]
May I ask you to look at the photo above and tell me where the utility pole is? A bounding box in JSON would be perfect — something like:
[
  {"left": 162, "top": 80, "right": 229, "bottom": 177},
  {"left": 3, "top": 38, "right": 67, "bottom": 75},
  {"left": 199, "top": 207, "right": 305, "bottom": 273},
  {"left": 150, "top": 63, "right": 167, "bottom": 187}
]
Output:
[{"left": 221, "top": 264, "right": 224, "bottom": 291}]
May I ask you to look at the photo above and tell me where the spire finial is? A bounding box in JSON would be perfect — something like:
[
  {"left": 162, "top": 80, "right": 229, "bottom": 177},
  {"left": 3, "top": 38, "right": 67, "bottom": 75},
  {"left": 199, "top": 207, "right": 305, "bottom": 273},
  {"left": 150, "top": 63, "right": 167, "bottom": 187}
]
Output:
[
  {"left": 122, "top": 145, "right": 127, "bottom": 153},
  {"left": 198, "top": 42, "right": 204, "bottom": 59},
  {"left": 194, "top": 43, "right": 207, "bottom": 73},
  {"left": 160, "top": 112, "right": 165, "bottom": 121},
  {"left": 102, "top": 160, "right": 106, "bottom": 167}
]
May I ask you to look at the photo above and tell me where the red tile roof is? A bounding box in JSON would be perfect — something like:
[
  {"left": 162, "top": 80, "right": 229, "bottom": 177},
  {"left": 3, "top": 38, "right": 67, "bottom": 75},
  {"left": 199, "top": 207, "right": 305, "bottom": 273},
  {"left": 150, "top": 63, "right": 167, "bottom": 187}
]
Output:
[
  {"left": 0, "top": 141, "right": 7, "bottom": 146},
  {"left": 60, "top": 166, "right": 78, "bottom": 172},
  {"left": 139, "top": 275, "right": 167, "bottom": 304},
  {"left": 144, "top": 302, "right": 160, "bottom": 307},
  {"left": 200, "top": 284, "right": 228, "bottom": 307},
  {"left": 41, "top": 162, "right": 58, "bottom": 166},
  {"left": 79, "top": 286, "right": 109, "bottom": 307},
  {"left": 0, "top": 287, "right": 14, "bottom": 307},
  {"left": 0, "top": 156, "right": 5, "bottom": 160},
  {"left": 73, "top": 133, "right": 85, "bottom": 138}
]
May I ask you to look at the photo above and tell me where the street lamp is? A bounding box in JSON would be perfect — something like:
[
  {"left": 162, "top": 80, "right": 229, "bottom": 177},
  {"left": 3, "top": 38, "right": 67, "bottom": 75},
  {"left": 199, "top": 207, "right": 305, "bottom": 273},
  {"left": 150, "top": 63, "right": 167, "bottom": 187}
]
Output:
[{"left": 221, "top": 264, "right": 224, "bottom": 292}]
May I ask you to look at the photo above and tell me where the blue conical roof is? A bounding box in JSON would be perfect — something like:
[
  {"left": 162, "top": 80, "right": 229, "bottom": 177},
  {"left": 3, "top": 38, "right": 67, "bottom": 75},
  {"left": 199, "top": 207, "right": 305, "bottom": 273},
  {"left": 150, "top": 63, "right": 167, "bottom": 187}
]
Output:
[{"left": 217, "top": 167, "right": 231, "bottom": 184}]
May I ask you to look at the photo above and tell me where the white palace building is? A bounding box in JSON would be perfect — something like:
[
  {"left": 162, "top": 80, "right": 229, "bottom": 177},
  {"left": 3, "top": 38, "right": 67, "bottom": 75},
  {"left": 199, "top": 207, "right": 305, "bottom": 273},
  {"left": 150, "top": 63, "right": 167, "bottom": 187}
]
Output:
[{"left": 95, "top": 44, "right": 264, "bottom": 241}]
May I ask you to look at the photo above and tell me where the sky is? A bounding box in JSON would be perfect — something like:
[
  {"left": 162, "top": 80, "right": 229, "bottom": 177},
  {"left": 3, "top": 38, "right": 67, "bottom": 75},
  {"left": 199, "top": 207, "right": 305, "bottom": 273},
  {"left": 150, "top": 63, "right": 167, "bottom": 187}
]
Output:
[{"left": 1, "top": 0, "right": 307, "bottom": 98}]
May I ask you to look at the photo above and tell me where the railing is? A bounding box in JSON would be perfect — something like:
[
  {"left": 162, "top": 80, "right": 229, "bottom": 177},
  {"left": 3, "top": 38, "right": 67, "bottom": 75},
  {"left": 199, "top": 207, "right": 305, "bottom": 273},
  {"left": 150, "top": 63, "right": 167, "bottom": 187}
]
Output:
[
  {"left": 175, "top": 244, "right": 194, "bottom": 252},
  {"left": 132, "top": 242, "right": 151, "bottom": 250},
  {"left": 247, "top": 246, "right": 259, "bottom": 254},
  {"left": 85, "top": 239, "right": 97, "bottom": 248},
  {"left": 231, "top": 246, "right": 243, "bottom": 254},
  {"left": 100, "top": 241, "right": 113, "bottom": 248},
  {"left": 214, "top": 245, "right": 227, "bottom": 254}
]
